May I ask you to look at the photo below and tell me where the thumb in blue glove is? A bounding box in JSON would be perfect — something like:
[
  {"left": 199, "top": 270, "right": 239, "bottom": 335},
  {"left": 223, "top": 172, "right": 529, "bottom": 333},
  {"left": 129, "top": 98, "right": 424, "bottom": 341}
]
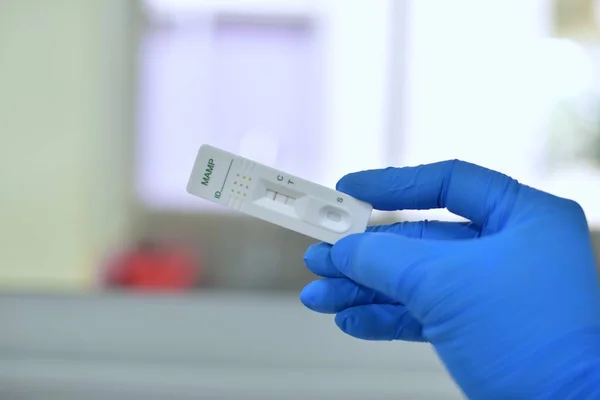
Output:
[{"left": 301, "top": 160, "right": 600, "bottom": 399}]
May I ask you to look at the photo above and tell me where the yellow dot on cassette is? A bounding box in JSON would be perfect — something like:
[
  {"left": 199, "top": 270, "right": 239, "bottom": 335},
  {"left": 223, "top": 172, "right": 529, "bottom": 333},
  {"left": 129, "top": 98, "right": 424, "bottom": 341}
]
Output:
[
  {"left": 243, "top": 176, "right": 247, "bottom": 179},
  {"left": 237, "top": 191, "right": 241, "bottom": 195},
  {"left": 248, "top": 178, "right": 252, "bottom": 181},
  {"left": 243, "top": 194, "right": 247, "bottom": 197},
  {"left": 231, "top": 189, "right": 234, "bottom": 192}
]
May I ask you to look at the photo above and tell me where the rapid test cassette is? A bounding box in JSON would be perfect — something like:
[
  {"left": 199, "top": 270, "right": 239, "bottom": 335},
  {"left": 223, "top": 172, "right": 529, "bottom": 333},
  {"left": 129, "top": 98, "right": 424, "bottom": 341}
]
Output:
[{"left": 186, "top": 144, "right": 373, "bottom": 244}]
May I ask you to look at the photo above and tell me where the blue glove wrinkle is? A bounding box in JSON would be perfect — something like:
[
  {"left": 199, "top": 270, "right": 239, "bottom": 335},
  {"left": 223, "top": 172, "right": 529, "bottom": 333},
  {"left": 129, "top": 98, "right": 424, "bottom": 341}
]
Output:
[
  {"left": 392, "top": 306, "right": 424, "bottom": 342},
  {"left": 367, "top": 221, "right": 481, "bottom": 240},
  {"left": 335, "top": 304, "right": 425, "bottom": 342},
  {"left": 430, "top": 160, "right": 452, "bottom": 210},
  {"left": 480, "top": 171, "right": 521, "bottom": 234}
]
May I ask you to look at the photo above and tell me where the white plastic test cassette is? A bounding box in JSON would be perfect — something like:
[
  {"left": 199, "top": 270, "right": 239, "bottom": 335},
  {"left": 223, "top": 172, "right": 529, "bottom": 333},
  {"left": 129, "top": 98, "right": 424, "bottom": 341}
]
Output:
[{"left": 187, "top": 144, "right": 373, "bottom": 244}]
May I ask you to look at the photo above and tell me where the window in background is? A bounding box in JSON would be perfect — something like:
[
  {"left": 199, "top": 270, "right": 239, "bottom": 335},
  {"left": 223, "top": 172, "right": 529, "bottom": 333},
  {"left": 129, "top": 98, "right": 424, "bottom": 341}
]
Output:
[
  {"left": 210, "top": 16, "right": 323, "bottom": 183},
  {"left": 399, "top": 0, "right": 600, "bottom": 225},
  {"left": 136, "top": 0, "right": 395, "bottom": 212},
  {"left": 137, "top": 14, "right": 322, "bottom": 212},
  {"left": 136, "top": 5, "right": 324, "bottom": 212},
  {"left": 540, "top": 0, "right": 600, "bottom": 225}
]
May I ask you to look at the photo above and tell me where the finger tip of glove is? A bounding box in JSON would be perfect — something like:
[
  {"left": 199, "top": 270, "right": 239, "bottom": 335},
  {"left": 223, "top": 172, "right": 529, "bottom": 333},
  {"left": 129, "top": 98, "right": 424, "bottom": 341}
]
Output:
[
  {"left": 330, "top": 234, "right": 364, "bottom": 273},
  {"left": 336, "top": 168, "right": 394, "bottom": 190},
  {"left": 299, "top": 290, "right": 314, "bottom": 310},
  {"left": 300, "top": 281, "right": 322, "bottom": 311},
  {"left": 335, "top": 176, "right": 350, "bottom": 192},
  {"left": 301, "top": 280, "right": 345, "bottom": 314},
  {"left": 303, "top": 242, "right": 330, "bottom": 262},
  {"left": 335, "top": 171, "right": 366, "bottom": 193},
  {"left": 303, "top": 242, "right": 344, "bottom": 278}
]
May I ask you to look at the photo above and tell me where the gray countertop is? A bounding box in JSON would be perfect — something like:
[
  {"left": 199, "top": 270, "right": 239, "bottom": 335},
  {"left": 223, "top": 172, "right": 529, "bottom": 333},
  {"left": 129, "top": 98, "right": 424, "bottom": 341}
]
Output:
[{"left": 0, "top": 292, "right": 462, "bottom": 399}]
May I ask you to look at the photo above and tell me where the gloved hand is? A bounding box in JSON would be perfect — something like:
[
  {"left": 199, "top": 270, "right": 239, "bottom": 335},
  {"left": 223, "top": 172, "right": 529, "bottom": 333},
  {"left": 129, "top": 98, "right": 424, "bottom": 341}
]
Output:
[{"left": 300, "top": 160, "right": 600, "bottom": 399}]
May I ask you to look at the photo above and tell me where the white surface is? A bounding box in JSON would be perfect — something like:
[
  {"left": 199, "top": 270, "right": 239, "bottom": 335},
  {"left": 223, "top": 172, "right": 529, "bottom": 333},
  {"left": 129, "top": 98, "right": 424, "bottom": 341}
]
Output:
[{"left": 187, "top": 145, "right": 373, "bottom": 243}]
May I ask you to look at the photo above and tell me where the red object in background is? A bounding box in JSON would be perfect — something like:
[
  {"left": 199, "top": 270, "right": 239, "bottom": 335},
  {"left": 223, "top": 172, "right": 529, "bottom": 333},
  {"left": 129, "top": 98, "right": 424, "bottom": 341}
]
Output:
[{"left": 106, "top": 240, "right": 201, "bottom": 292}]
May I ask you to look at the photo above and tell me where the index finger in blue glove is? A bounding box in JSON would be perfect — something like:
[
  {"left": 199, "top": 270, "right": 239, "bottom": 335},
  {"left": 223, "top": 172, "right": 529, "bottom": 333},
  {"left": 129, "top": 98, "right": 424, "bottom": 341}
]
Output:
[
  {"left": 304, "top": 220, "right": 479, "bottom": 278},
  {"left": 336, "top": 160, "right": 521, "bottom": 232}
]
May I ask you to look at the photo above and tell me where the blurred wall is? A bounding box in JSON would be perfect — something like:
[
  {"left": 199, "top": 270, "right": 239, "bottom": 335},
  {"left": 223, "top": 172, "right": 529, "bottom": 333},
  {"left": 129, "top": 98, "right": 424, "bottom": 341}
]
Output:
[
  {"left": 0, "top": 0, "right": 396, "bottom": 292},
  {"left": 1, "top": 0, "right": 598, "bottom": 293},
  {"left": 0, "top": 0, "right": 134, "bottom": 290}
]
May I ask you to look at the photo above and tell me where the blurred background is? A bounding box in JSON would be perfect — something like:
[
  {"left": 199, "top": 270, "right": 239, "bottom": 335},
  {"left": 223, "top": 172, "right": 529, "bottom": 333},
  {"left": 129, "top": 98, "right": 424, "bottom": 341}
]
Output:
[{"left": 0, "top": 0, "right": 599, "bottom": 398}]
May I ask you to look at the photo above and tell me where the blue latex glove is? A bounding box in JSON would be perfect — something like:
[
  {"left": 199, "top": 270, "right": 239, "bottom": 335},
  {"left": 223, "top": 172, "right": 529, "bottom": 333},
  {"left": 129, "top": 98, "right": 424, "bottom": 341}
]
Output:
[{"left": 301, "top": 160, "right": 600, "bottom": 399}]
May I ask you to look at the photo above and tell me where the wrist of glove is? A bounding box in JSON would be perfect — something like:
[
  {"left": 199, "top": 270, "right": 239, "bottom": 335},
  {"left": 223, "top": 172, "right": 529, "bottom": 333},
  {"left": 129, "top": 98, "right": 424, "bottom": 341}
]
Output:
[{"left": 444, "top": 327, "right": 600, "bottom": 399}]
